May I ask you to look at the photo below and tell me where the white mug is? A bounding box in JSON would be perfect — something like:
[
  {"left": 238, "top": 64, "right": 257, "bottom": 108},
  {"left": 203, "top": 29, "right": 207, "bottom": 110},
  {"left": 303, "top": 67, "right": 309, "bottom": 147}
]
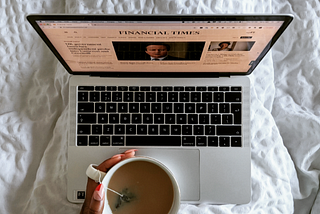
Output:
[{"left": 101, "top": 156, "right": 180, "bottom": 214}]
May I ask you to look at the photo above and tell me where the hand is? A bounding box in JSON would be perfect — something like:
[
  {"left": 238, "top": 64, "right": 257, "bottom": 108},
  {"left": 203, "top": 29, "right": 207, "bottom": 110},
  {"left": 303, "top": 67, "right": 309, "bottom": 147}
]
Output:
[{"left": 80, "top": 149, "right": 137, "bottom": 214}]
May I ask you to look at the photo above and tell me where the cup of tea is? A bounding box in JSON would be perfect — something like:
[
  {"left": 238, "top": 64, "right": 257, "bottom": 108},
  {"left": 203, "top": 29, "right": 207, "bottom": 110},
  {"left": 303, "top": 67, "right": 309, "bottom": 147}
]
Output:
[{"left": 101, "top": 156, "right": 180, "bottom": 214}]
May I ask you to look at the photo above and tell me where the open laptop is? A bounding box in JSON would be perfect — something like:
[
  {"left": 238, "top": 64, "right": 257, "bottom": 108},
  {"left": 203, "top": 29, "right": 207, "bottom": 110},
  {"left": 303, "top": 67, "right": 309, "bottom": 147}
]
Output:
[{"left": 27, "top": 14, "right": 293, "bottom": 205}]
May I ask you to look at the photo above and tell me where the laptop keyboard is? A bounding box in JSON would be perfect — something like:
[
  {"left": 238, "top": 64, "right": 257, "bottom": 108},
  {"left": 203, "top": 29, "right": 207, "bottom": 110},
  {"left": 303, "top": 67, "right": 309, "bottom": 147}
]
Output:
[{"left": 77, "top": 86, "right": 242, "bottom": 147}]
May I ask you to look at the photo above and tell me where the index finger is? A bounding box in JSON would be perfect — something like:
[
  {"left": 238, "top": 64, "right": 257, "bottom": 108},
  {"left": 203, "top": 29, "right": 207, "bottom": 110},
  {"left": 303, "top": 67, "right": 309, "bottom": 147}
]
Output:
[{"left": 96, "top": 149, "right": 137, "bottom": 172}]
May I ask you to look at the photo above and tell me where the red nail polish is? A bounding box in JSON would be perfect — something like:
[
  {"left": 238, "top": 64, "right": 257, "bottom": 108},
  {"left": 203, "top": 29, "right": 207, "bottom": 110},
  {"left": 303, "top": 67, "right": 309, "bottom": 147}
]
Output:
[{"left": 93, "top": 183, "right": 104, "bottom": 201}]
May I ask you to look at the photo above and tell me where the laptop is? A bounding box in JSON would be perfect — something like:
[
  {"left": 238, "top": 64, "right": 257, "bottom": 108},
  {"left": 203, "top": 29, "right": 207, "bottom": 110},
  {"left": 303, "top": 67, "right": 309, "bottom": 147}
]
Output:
[{"left": 27, "top": 14, "right": 293, "bottom": 205}]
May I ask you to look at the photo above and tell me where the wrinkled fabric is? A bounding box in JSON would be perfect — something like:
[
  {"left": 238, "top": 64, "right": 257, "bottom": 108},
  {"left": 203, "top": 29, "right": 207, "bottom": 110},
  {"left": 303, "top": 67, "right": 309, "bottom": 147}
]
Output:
[{"left": 0, "top": 0, "right": 319, "bottom": 213}]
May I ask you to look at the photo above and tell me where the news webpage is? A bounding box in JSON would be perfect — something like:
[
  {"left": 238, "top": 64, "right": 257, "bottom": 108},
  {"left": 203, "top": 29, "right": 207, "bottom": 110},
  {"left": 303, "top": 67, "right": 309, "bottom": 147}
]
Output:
[{"left": 38, "top": 20, "right": 283, "bottom": 73}]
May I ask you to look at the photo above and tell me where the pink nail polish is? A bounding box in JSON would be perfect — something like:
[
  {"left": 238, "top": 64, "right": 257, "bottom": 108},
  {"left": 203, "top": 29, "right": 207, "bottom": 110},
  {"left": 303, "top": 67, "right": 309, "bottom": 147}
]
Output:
[
  {"left": 124, "top": 149, "right": 138, "bottom": 154},
  {"left": 93, "top": 183, "right": 105, "bottom": 201},
  {"left": 111, "top": 154, "right": 124, "bottom": 159}
]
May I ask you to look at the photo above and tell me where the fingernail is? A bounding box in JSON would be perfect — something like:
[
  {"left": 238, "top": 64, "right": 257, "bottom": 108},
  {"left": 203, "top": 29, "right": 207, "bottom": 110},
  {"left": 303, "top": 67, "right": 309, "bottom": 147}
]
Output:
[
  {"left": 93, "top": 183, "right": 105, "bottom": 201},
  {"left": 124, "top": 149, "right": 138, "bottom": 154},
  {"left": 111, "top": 154, "right": 124, "bottom": 159}
]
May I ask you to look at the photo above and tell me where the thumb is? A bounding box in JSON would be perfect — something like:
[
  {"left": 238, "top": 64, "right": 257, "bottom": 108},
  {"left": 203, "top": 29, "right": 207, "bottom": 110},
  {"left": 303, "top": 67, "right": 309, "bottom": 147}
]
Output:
[{"left": 89, "top": 183, "right": 105, "bottom": 214}]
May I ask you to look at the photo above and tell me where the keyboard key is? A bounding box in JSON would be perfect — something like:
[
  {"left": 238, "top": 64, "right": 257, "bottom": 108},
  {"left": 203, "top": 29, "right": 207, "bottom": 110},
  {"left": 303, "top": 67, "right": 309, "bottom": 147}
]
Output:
[
  {"left": 231, "top": 137, "right": 242, "bottom": 147},
  {"left": 129, "top": 103, "right": 139, "bottom": 113},
  {"left": 140, "top": 103, "right": 151, "bottom": 113},
  {"left": 191, "top": 92, "right": 201, "bottom": 102},
  {"left": 78, "top": 103, "right": 94, "bottom": 112},
  {"left": 165, "top": 114, "right": 175, "bottom": 124},
  {"left": 199, "top": 114, "right": 209, "bottom": 124},
  {"left": 231, "top": 104, "right": 242, "bottom": 124},
  {"left": 126, "top": 125, "right": 136, "bottom": 135},
  {"left": 137, "top": 125, "right": 147, "bottom": 134},
  {"left": 123, "top": 92, "right": 133, "bottom": 101},
  {"left": 115, "top": 125, "right": 125, "bottom": 134},
  {"left": 106, "top": 103, "right": 116, "bottom": 112},
  {"left": 196, "top": 136, "right": 207, "bottom": 146},
  {"left": 208, "top": 103, "right": 218, "bottom": 113},
  {"left": 151, "top": 103, "right": 161, "bottom": 113},
  {"left": 78, "top": 92, "right": 88, "bottom": 101},
  {"left": 217, "top": 126, "right": 241, "bottom": 135},
  {"left": 174, "top": 103, "right": 184, "bottom": 113},
  {"left": 196, "top": 104, "right": 207, "bottom": 113},
  {"left": 219, "top": 137, "right": 230, "bottom": 147},
  {"left": 101, "top": 92, "right": 111, "bottom": 102},
  {"left": 163, "top": 86, "right": 173, "bottom": 91},
  {"left": 174, "top": 86, "right": 184, "bottom": 91},
  {"left": 214, "top": 92, "right": 224, "bottom": 102},
  {"left": 118, "top": 86, "right": 128, "bottom": 91},
  {"left": 196, "top": 86, "right": 206, "bottom": 91},
  {"left": 182, "top": 125, "right": 192, "bottom": 135},
  {"left": 202, "top": 92, "right": 213, "bottom": 102},
  {"left": 219, "top": 103, "right": 230, "bottom": 113},
  {"left": 132, "top": 114, "right": 142, "bottom": 123},
  {"left": 177, "top": 114, "right": 187, "bottom": 124},
  {"left": 171, "top": 125, "right": 181, "bottom": 135},
  {"left": 148, "top": 125, "right": 158, "bottom": 135},
  {"left": 185, "top": 86, "right": 195, "bottom": 91},
  {"left": 129, "top": 86, "right": 139, "bottom": 91},
  {"left": 222, "top": 114, "right": 233, "bottom": 124},
  {"left": 225, "top": 92, "right": 241, "bottom": 102},
  {"left": 211, "top": 114, "right": 221, "bottom": 124},
  {"left": 151, "top": 86, "right": 161, "bottom": 91},
  {"left": 205, "top": 125, "right": 215, "bottom": 135},
  {"left": 89, "top": 136, "right": 100, "bottom": 146},
  {"left": 107, "top": 86, "right": 117, "bottom": 91},
  {"left": 77, "top": 125, "right": 91, "bottom": 134},
  {"left": 95, "top": 86, "right": 105, "bottom": 91},
  {"left": 118, "top": 103, "right": 128, "bottom": 113},
  {"left": 208, "top": 86, "right": 218, "bottom": 91},
  {"left": 95, "top": 103, "right": 105, "bottom": 112},
  {"left": 182, "top": 136, "right": 195, "bottom": 146},
  {"left": 78, "top": 114, "right": 96, "bottom": 123},
  {"left": 120, "top": 114, "right": 130, "bottom": 123},
  {"left": 185, "top": 103, "right": 195, "bottom": 113},
  {"left": 78, "top": 86, "right": 94, "bottom": 91},
  {"left": 112, "top": 92, "right": 122, "bottom": 102},
  {"left": 188, "top": 114, "right": 198, "bottom": 124},
  {"left": 109, "top": 114, "right": 119, "bottom": 123},
  {"left": 157, "top": 92, "right": 167, "bottom": 102},
  {"left": 90, "top": 92, "right": 100, "bottom": 102},
  {"left": 231, "top": 86, "right": 242, "bottom": 91},
  {"left": 219, "top": 86, "right": 230, "bottom": 91},
  {"left": 135, "top": 92, "right": 144, "bottom": 102},
  {"left": 126, "top": 136, "right": 181, "bottom": 146},
  {"left": 91, "top": 118, "right": 104, "bottom": 129},
  {"left": 146, "top": 92, "right": 156, "bottom": 102},
  {"left": 77, "top": 136, "right": 88, "bottom": 146},
  {"left": 140, "top": 87, "right": 150, "bottom": 91},
  {"left": 163, "top": 103, "right": 173, "bottom": 113},
  {"left": 143, "top": 114, "right": 153, "bottom": 123},
  {"left": 160, "top": 125, "right": 170, "bottom": 135},
  {"left": 100, "top": 136, "right": 110, "bottom": 146},
  {"left": 154, "top": 114, "right": 164, "bottom": 124},
  {"left": 180, "top": 92, "right": 190, "bottom": 102},
  {"left": 208, "top": 136, "right": 218, "bottom": 146},
  {"left": 112, "top": 136, "right": 124, "bottom": 146},
  {"left": 103, "top": 125, "right": 113, "bottom": 134},
  {"left": 168, "top": 92, "right": 178, "bottom": 102},
  {"left": 194, "top": 125, "right": 204, "bottom": 135},
  {"left": 92, "top": 125, "right": 102, "bottom": 134}
]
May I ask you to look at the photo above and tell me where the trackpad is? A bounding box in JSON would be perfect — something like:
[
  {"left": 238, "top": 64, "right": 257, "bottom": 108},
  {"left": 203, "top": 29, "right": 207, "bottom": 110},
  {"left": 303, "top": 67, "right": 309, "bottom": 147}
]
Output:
[{"left": 119, "top": 148, "right": 200, "bottom": 201}]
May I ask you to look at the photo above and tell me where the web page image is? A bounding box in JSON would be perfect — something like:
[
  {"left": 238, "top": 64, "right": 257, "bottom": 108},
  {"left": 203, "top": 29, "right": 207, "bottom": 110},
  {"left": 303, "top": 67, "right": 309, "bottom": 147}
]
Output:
[{"left": 39, "top": 21, "right": 282, "bottom": 73}]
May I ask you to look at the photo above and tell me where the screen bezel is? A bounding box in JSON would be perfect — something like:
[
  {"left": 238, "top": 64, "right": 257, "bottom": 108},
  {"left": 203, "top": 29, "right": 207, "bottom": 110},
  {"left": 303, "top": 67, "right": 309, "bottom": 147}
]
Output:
[{"left": 27, "top": 14, "right": 293, "bottom": 78}]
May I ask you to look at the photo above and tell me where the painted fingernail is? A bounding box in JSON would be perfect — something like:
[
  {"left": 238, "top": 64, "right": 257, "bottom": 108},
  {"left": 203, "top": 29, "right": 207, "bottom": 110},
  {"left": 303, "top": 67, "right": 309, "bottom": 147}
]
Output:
[
  {"left": 124, "top": 149, "right": 138, "bottom": 154},
  {"left": 111, "top": 154, "right": 124, "bottom": 159},
  {"left": 93, "top": 183, "right": 105, "bottom": 201}
]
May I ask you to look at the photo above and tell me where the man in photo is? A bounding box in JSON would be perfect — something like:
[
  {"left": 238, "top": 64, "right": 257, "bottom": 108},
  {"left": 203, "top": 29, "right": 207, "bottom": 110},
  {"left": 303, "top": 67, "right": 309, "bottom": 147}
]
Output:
[
  {"left": 209, "top": 42, "right": 231, "bottom": 51},
  {"left": 144, "top": 43, "right": 182, "bottom": 60}
]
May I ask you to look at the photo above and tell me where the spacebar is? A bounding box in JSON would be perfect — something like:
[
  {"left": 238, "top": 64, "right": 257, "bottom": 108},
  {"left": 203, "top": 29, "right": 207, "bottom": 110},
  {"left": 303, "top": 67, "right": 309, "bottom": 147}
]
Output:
[{"left": 126, "top": 136, "right": 181, "bottom": 146}]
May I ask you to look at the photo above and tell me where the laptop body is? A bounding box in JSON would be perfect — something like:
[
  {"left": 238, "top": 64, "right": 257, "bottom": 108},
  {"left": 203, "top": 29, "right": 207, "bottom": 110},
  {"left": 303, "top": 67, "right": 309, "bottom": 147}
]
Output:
[{"left": 27, "top": 14, "right": 293, "bottom": 205}]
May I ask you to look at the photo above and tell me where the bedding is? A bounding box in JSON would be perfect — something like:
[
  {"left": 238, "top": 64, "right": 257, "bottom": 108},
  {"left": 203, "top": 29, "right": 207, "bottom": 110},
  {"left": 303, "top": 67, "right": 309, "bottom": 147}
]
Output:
[{"left": 0, "top": 0, "right": 319, "bottom": 213}]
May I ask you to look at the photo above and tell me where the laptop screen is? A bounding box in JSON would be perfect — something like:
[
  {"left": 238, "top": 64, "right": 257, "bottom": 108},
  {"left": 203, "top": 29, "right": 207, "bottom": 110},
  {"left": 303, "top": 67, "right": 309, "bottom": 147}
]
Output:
[{"left": 28, "top": 15, "right": 293, "bottom": 76}]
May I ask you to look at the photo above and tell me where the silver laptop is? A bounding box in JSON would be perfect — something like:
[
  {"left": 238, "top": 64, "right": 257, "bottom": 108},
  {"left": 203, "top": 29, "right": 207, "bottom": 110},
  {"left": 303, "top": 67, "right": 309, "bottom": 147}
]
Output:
[{"left": 27, "top": 14, "right": 293, "bottom": 204}]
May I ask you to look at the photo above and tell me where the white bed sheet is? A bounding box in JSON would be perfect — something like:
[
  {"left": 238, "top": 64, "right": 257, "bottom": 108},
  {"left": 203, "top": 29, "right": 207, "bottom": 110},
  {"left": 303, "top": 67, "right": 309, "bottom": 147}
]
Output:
[{"left": 0, "top": 0, "right": 319, "bottom": 213}]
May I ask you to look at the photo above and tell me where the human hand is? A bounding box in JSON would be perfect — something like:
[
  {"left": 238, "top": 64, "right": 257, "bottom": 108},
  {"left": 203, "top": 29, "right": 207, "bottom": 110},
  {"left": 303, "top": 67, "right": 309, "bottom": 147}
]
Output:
[{"left": 80, "top": 149, "right": 137, "bottom": 214}]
